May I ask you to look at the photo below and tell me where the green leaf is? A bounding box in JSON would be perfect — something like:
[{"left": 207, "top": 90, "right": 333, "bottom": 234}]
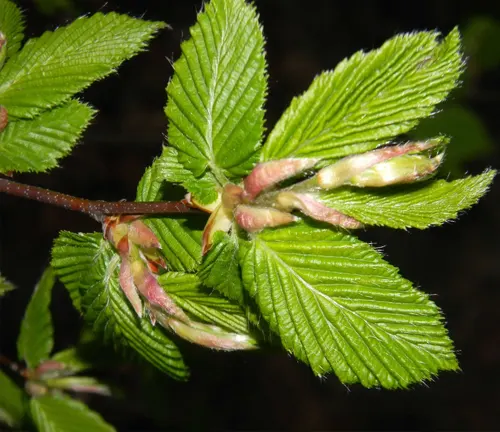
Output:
[
  {"left": 30, "top": 394, "right": 115, "bottom": 432},
  {"left": 262, "top": 29, "right": 463, "bottom": 161},
  {"left": 0, "top": 273, "right": 14, "bottom": 296},
  {"left": 0, "top": 0, "right": 25, "bottom": 59},
  {"left": 0, "top": 369, "right": 25, "bottom": 428},
  {"left": 0, "top": 100, "right": 95, "bottom": 174},
  {"left": 199, "top": 232, "right": 245, "bottom": 304},
  {"left": 411, "top": 105, "right": 494, "bottom": 175},
  {"left": 137, "top": 159, "right": 203, "bottom": 272},
  {"left": 17, "top": 267, "right": 56, "bottom": 369},
  {"left": 158, "top": 272, "right": 250, "bottom": 334},
  {"left": 0, "top": 13, "right": 165, "bottom": 119},
  {"left": 318, "top": 170, "right": 495, "bottom": 229},
  {"left": 241, "top": 224, "right": 458, "bottom": 388},
  {"left": 52, "top": 231, "right": 96, "bottom": 312},
  {"left": 166, "top": 0, "right": 267, "bottom": 182},
  {"left": 140, "top": 146, "right": 219, "bottom": 205},
  {"left": 51, "top": 232, "right": 189, "bottom": 380}
]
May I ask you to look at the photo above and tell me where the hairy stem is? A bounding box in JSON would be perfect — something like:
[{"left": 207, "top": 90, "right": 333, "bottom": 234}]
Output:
[{"left": 0, "top": 178, "right": 199, "bottom": 221}]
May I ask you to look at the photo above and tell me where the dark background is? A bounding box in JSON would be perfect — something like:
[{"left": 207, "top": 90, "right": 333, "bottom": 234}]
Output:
[{"left": 2, "top": 0, "right": 500, "bottom": 430}]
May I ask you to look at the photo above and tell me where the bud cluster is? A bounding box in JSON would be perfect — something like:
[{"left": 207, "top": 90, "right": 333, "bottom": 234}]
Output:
[
  {"left": 199, "top": 139, "right": 445, "bottom": 251},
  {"left": 103, "top": 215, "right": 257, "bottom": 350}
]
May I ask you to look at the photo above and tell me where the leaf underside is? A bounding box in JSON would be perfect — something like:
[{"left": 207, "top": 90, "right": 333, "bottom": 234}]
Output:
[
  {"left": 241, "top": 224, "right": 458, "bottom": 388},
  {"left": 17, "top": 267, "right": 56, "bottom": 369},
  {"left": 262, "top": 28, "right": 463, "bottom": 161},
  {"left": 52, "top": 232, "right": 190, "bottom": 380},
  {"left": 0, "top": 12, "right": 165, "bottom": 119},
  {"left": 318, "top": 170, "right": 495, "bottom": 229},
  {"left": 166, "top": 0, "right": 267, "bottom": 188}
]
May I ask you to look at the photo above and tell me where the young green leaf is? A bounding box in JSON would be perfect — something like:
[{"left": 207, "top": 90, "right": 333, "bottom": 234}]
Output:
[
  {"left": 262, "top": 29, "right": 463, "bottom": 161},
  {"left": 0, "top": 13, "right": 165, "bottom": 119},
  {"left": 198, "top": 232, "right": 245, "bottom": 304},
  {"left": 30, "top": 394, "right": 115, "bottom": 432},
  {"left": 241, "top": 224, "right": 458, "bottom": 388},
  {"left": 52, "top": 232, "right": 190, "bottom": 380},
  {"left": 166, "top": 0, "right": 267, "bottom": 183},
  {"left": 17, "top": 267, "right": 56, "bottom": 369},
  {"left": 0, "top": 273, "right": 14, "bottom": 296},
  {"left": 137, "top": 160, "right": 203, "bottom": 272},
  {"left": 158, "top": 272, "right": 250, "bottom": 334},
  {"left": 0, "top": 0, "right": 25, "bottom": 59},
  {"left": 318, "top": 170, "right": 495, "bottom": 229},
  {"left": 0, "top": 100, "right": 95, "bottom": 174},
  {"left": 0, "top": 369, "right": 25, "bottom": 428}
]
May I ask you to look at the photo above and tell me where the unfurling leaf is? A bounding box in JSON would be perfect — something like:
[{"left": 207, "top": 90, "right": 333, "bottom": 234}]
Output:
[
  {"left": 17, "top": 267, "right": 56, "bottom": 369},
  {"left": 241, "top": 224, "right": 458, "bottom": 388}
]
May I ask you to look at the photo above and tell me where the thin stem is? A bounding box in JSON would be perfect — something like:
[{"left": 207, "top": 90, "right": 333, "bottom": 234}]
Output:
[
  {"left": 0, "top": 354, "right": 24, "bottom": 376},
  {"left": 0, "top": 178, "right": 200, "bottom": 221}
]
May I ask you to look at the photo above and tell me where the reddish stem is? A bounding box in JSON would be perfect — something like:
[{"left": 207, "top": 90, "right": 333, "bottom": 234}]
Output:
[
  {"left": 0, "top": 178, "right": 199, "bottom": 221},
  {"left": 0, "top": 354, "right": 25, "bottom": 376}
]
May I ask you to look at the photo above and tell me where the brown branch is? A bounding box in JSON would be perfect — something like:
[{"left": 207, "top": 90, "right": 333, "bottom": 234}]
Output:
[{"left": 0, "top": 178, "right": 200, "bottom": 221}]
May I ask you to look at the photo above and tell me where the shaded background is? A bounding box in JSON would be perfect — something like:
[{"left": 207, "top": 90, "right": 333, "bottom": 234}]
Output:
[{"left": 2, "top": 0, "right": 500, "bottom": 430}]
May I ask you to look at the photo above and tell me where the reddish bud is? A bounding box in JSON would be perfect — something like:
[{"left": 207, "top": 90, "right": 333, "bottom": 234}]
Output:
[
  {"left": 130, "top": 257, "right": 189, "bottom": 322},
  {"left": 234, "top": 205, "right": 298, "bottom": 233},
  {"left": 244, "top": 158, "right": 319, "bottom": 200},
  {"left": 119, "top": 258, "right": 143, "bottom": 317},
  {"left": 276, "top": 192, "right": 362, "bottom": 229},
  {"left": 128, "top": 220, "right": 161, "bottom": 249}
]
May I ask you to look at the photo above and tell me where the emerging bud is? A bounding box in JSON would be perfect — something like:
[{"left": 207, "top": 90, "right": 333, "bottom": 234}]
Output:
[
  {"left": 159, "top": 315, "right": 258, "bottom": 351},
  {"left": 276, "top": 192, "right": 362, "bottom": 229},
  {"left": 243, "top": 158, "right": 319, "bottom": 200},
  {"left": 234, "top": 205, "right": 298, "bottom": 233},
  {"left": 317, "top": 141, "right": 441, "bottom": 189},
  {"left": 348, "top": 153, "right": 443, "bottom": 187},
  {"left": 119, "top": 257, "right": 143, "bottom": 317},
  {"left": 202, "top": 203, "right": 233, "bottom": 254},
  {"left": 184, "top": 192, "right": 220, "bottom": 213}
]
